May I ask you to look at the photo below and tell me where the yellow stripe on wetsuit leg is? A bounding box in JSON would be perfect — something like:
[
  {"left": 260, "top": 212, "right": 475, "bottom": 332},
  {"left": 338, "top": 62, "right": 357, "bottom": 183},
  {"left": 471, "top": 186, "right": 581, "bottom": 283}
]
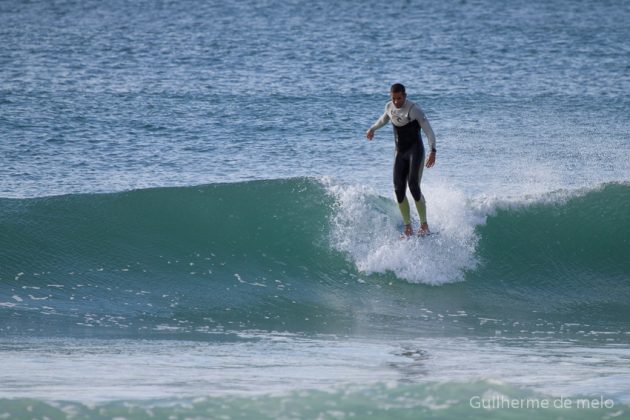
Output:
[
  {"left": 415, "top": 196, "right": 427, "bottom": 225},
  {"left": 398, "top": 196, "right": 411, "bottom": 225},
  {"left": 399, "top": 196, "right": 427, "bottom": 226}
]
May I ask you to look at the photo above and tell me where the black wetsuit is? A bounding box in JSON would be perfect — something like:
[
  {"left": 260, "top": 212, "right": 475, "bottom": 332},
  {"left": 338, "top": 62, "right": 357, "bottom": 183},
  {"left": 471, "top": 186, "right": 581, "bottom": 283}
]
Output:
[{"left": 393, "top": 119, "right": 425, "bottom": 204}]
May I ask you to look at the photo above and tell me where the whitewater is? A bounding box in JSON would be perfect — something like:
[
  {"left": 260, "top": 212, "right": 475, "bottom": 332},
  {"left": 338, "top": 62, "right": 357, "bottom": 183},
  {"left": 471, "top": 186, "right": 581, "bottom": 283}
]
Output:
[{"left": 1, "top": 0, "right": 630, "bottom": 418}]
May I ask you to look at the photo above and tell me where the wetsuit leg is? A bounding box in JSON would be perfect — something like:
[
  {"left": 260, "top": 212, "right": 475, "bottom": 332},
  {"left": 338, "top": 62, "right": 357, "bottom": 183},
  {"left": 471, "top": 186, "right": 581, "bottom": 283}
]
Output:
[
  {"left": 393, "top": 151, "right": 410, "bottom": 203},
  {"left": 407, "top": 145, "right": 425, "bottom": 202}
]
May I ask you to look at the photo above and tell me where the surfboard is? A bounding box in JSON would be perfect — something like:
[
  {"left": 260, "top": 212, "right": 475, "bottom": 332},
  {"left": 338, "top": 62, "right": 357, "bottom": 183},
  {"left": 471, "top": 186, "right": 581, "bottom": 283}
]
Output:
[{"left": 399, "top": 231, "right": 439, "bottom": 240}]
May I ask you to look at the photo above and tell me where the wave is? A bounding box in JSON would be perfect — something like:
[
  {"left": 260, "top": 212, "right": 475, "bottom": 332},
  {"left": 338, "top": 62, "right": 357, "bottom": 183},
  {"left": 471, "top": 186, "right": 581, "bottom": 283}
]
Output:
[
  {"left": 0, "top": 179, "right": 356, "bottom": 336},
  {"left": 1, "top": 178, "right": 629, "bottom": 337},
  {"left": 469, "top": 183, "right": 630, "bottom": 306}
]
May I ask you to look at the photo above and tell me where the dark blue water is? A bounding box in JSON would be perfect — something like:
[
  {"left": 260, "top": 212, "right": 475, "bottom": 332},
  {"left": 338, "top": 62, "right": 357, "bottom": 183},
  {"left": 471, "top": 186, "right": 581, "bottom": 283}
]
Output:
[{"left": 2, "top": 0, "right": 629, "bottom": 197}]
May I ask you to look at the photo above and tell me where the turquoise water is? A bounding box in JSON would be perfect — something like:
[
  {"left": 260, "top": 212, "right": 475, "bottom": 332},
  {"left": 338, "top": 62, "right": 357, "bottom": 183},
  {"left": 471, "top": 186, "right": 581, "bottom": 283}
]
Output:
[
  {"left": 2, "top": 179, "right": 629, "bottom": 338},
  {"left": 1, "top": 0, "right": 630, "bottom": 418}
]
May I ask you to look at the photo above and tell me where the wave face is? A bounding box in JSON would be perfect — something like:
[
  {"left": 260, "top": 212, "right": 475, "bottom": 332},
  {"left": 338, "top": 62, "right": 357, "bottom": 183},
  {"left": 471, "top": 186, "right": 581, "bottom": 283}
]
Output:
[
  {"left": 1, "top": 179, "right": 629, "bottom": 339},
  {"left": 0, "top": 178, "right": 355, "bottom": 336},
  {"left": 471, "top": 183, "right": 630, "bottom": 304}
]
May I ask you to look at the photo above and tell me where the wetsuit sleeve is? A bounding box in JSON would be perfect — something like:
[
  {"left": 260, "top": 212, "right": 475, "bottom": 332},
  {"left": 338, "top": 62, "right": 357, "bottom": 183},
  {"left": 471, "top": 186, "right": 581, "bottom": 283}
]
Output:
[
  {"left": 411, "top": 104, "right": 437, "bottom": 151},
  {"left": 370, "top": 104, "right": 390, "bottom": 131}
]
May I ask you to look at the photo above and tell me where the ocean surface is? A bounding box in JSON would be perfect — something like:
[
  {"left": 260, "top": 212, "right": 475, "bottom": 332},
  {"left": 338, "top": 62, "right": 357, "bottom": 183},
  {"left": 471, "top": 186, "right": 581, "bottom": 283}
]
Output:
[{"left": 1, "top": 0, "right": 629, "bottom": 418}]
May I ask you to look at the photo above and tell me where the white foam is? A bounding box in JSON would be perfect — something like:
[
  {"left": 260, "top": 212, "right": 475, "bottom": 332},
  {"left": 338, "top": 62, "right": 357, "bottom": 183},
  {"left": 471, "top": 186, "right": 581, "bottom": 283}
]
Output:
[{"left": 324, "top": 180, "right": 482, "bottom": 285}]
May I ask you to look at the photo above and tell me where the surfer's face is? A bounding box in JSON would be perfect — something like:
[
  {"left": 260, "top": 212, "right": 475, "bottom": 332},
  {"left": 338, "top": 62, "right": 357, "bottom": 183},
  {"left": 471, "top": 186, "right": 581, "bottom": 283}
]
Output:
[{"left": 391, "top": 91, "right": 406, "bottom": 108}]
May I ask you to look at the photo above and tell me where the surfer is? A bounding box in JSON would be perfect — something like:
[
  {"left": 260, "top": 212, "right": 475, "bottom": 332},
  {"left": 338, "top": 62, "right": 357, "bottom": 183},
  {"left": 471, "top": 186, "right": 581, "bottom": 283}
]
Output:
[{"left": 365, "top": 83, "right": 437, "bottom": 237}]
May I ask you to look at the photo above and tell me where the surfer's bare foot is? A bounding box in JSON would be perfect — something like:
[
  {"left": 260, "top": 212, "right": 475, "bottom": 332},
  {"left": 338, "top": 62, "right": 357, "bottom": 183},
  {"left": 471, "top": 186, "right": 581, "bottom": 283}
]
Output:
[
  {"left": 418, "top": 223, "right": 430, "bottom": 237},
  {"left": 403, "top": 224, "right": 413, "bottom": 237}
]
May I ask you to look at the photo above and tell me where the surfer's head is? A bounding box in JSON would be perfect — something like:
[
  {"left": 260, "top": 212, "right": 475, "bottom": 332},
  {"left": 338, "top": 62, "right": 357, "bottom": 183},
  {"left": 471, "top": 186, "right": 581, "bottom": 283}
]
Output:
[{"left": 390, "top": 83, "right": 406, "bottom": 108}]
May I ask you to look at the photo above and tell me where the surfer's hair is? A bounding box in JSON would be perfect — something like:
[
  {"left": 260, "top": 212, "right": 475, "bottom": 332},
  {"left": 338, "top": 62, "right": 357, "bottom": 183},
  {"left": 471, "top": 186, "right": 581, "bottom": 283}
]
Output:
[{"left": 390, "top": 83, "right": 406, "bottom": 94}]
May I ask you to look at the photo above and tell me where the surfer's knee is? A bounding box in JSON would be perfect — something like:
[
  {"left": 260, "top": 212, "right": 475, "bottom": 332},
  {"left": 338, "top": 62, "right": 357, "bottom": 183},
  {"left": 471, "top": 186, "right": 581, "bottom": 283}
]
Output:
[
  {"left": 394, "top": 187, "right": 406, "bottom": 203},
  {"left": 408, "top": 183, "right": 422, "bottom": 202},
  {"left": 394, "top": 176, "right": 407, "bottom": 203}
]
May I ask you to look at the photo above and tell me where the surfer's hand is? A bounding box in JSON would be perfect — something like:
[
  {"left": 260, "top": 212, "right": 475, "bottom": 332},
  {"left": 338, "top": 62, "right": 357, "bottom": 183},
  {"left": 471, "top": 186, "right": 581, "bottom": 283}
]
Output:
[
  {"left": 426, "top": 151, "right": 436, "bottom": 168},
  {"left": 365, "top": 128, "right": 374, "bottom": 140}
]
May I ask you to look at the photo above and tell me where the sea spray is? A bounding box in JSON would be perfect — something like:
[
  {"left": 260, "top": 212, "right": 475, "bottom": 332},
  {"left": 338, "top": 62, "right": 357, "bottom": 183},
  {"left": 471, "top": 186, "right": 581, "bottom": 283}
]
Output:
[{"left": 326, "top": 180, "right": 480, "bottom": 285}]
